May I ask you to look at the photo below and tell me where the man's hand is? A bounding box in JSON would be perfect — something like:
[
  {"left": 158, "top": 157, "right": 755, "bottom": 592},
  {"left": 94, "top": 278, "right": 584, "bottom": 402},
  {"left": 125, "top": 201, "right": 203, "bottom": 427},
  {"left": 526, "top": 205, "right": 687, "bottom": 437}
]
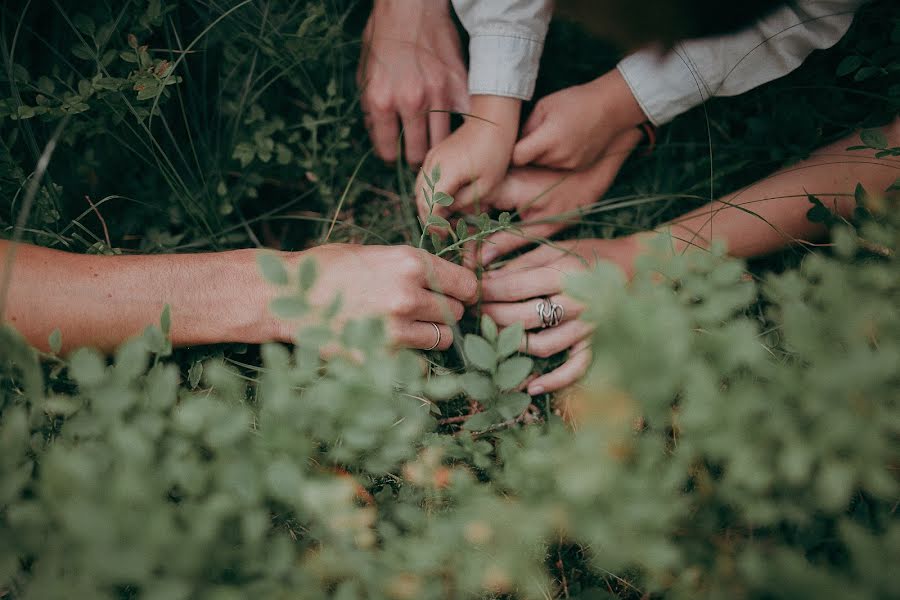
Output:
[
  {"left": 470, "top": 128, "right": 643, "bottom": 266},
  {"left": 286, "top": 244, "right": 478, "bottom": 350},
  {"left": 358, "top": 0, "right": 469, "bottom": 165},
  {"left": 415, "top": 95, "right": 521, "bottom": 228},
  {"left": 512, "top": 69, "right": 647, "bottom": 170}
]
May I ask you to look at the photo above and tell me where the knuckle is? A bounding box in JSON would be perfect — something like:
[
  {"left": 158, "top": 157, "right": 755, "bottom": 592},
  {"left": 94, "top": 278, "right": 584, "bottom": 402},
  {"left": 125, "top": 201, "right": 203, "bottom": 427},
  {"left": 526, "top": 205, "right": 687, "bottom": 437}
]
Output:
[
  {"left": 387, "top": 292, "right": 417, "bottom": 316},
  {"left": 398, "top": 87, "right": 426, "bottom": 112},
  {"left": 395, "top": 248, "right": 424, "bottom": 277},
  {"left": 366, "top": 88, "right": 394, "bottom": 113}
]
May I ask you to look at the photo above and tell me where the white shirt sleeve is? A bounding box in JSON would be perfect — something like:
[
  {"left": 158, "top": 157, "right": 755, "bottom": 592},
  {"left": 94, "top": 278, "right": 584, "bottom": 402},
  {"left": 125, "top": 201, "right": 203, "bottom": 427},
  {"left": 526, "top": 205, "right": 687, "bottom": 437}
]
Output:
[
  {"left": 616, "top": 0, "right": 867, "bottom": 126},
  {"left": 451, "top": 0, "right": 553, "bottom": 100}
]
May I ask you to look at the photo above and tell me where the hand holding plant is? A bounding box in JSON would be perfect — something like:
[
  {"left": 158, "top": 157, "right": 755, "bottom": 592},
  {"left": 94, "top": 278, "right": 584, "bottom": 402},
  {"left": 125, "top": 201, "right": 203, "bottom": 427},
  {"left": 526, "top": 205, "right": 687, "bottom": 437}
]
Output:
[
  {"left": 415, "top": 96, "right": 521, "bottom": 228},
  {"left": 480, "top": 236, "right": 644, "bottom": 394},
  {"left": 512, "top": 68, "right": 647, "bottom": 170}
]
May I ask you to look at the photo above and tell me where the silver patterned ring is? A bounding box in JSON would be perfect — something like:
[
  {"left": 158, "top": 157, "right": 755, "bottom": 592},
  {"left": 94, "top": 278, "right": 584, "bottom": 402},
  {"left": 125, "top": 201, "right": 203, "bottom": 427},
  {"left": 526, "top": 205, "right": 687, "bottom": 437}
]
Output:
[
  {"left": 425, "top": 322, "right": 442, "bottom": 351},
  {"left": 535, "top": 297, "right": 565, "bottom": 328}
]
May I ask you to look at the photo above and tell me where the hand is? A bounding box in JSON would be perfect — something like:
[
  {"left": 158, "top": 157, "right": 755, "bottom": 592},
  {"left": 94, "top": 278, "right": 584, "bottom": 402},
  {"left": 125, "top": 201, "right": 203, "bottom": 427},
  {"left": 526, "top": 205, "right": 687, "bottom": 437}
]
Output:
[
  {"left": 512, "top": 69, "right": 647, "bottom": 171},
  {"left": 416, "top": 95, "right": 521, "bottom": 227},
  {"left": 265, "top": 245, "right": 478, "bottom": 350},
  {"left": 470, "top": 128, "right": 643, "bottom": 267},
  {"left": 358, "top": 0, "right": 469, "bottom": 165},
  {"left": 479, "top": 237, "right": 642, "bottom": 394}
]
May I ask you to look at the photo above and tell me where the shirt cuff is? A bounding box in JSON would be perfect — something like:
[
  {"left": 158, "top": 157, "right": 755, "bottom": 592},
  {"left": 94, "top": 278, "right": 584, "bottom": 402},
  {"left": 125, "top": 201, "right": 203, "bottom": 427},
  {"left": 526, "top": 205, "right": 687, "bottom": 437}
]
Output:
[
  {"left": 617, "top": 47, "right": 709, "bottom": 127},
  {"left": 468, "top": 34, "right": 544, "bottom": 100}
]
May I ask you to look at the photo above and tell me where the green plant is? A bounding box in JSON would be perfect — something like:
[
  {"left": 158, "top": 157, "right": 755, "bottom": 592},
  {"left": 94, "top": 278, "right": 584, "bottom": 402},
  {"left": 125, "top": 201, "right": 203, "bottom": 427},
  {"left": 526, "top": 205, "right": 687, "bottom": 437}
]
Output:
[{"left": 2, "top": 1, "right": 899, "bottom": 598}]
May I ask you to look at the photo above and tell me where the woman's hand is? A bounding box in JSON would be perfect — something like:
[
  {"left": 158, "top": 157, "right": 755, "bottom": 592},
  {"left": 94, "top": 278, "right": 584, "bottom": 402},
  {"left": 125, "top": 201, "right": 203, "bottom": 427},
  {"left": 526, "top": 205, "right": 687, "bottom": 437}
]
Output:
[
  {"left": 358, "top": 0, "right": 469, "bottom": 165},
  {"left": 512, "top": 69, "right": 647, "bottom": 171},
  {"left": 267, "top": 244, "right": 478, "bottom": 351},
  {"left": 479, "top": 237, "right": 642, "bottom": 394},
  {"left": 469, "top": 128, "right": 643, "bottom": 266},
  {"left": 415, "top": 95, "right": 521, "bottom": 227}
]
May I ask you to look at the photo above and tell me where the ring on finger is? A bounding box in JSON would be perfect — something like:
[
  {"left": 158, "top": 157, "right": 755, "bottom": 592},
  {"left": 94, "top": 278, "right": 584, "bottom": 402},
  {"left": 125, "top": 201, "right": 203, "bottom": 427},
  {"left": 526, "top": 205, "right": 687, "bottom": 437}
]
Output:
[
  {"left": 425, "top": 322, "right": 442, "bottom": 351},
  {"left": 535, "top": 296, "right": 565, "bottom": 328}
]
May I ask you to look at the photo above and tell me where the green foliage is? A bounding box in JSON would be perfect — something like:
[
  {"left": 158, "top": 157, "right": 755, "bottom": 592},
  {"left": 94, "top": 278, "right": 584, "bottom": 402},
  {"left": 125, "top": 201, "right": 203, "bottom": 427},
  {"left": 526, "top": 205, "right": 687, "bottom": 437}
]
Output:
[
  {"left": 4, "top": 201, "right": 899, "bottom": 598},
  {"left": 1, "top": 1, "right": 899, "bottom": 598}
]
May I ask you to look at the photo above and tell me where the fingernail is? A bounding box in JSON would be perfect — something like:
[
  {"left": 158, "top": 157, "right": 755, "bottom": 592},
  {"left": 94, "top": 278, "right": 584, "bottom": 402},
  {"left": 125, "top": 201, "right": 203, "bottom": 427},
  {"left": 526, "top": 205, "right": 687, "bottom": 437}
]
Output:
[{"left": 529, "top": 385, "right": 544, "bottom": 396}]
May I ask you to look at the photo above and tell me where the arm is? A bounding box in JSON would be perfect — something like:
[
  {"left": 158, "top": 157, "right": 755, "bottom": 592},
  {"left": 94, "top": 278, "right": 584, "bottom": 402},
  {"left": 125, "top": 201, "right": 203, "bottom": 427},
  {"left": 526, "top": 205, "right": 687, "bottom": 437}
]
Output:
[
  {"left": 0, "top": 244, "right": 269, "bottom": 353},
  {"left": 655, "top": 118, "right": 899, "bottom": 258},
  {"left": 0, "top": 243, "right": 478, "bottom": 354},
  {"left": 450, "top": 0, "right": 553, "bottom": 100},
  {"left": 617, "top": 0, "right": 867, "bottom": 126},
  {"left": 480, "top": 119, "right": 899, "bottom": 394}
]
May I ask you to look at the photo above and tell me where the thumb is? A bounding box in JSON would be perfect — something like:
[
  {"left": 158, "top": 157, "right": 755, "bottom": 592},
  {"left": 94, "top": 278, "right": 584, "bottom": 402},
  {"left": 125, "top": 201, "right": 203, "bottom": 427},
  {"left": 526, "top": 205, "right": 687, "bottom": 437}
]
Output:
[{"left": 512, "top": 121, "right": 554, "bottom": 167}]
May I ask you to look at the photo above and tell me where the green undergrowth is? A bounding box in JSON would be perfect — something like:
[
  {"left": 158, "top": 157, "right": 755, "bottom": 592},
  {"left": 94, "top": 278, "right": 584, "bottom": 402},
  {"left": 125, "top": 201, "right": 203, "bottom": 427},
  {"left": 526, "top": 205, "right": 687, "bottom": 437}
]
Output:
[{"left": 1, "top": 1, "right": 899, "bottom": 598}]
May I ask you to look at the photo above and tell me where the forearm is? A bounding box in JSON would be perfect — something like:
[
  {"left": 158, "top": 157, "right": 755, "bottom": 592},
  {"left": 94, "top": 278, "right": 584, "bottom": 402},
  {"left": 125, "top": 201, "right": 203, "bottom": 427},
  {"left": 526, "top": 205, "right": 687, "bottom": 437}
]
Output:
[
  {"left": 653, "top": 121, "right": 899, "bottom": 258},
  {"left": 0, "top": 243, "right": 273, "bottom": 353}
]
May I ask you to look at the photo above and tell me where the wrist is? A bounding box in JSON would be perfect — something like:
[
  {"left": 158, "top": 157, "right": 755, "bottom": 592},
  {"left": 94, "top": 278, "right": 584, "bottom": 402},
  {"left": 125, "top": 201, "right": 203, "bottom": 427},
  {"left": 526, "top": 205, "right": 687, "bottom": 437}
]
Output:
[
  {"left": 468, "top": 95, "right": 522, "bottom": 144},
  {"left": 587, "top": 69, "right": 648, "bottom": 132}
]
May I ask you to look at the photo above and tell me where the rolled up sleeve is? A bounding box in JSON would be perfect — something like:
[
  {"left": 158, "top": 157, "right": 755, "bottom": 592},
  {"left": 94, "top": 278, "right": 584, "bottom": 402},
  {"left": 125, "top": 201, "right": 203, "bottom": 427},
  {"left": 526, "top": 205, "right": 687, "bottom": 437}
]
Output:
[
  {"left": 617, "top": 0, "right": 866, "bottom": 126},
  {"left": 452, "top": 0, "right": 553, "bottom": 100}
]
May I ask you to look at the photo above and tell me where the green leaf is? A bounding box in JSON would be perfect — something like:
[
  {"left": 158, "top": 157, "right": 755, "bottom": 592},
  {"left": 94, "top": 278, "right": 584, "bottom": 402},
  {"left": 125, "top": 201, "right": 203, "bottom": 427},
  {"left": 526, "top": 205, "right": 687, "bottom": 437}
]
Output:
[
  {"left": 425, "top": 375, "right": 461, "bottom": 400},
  {"left": 160, "top": 304, "right": 171, "bottom": 336},
  {"left": 464, "top": 334, "right": 497, "bottom": 373},
  {"left": 323, "top": 293, "right": 343, "bottom": 320},
  {"left": 461, "top": 372, "right": 495, "bottom": 402},
  {"left": 836, "top": 55, "right": 863, "bottom": 77},
  {"left": 298, "top": 258, "right": 317, "bottom": 290},
  {"left": 496, "top": 392, "right": 531, "bottom": 420},
  {"left": 430, "top": 164, "right": 441, "bottom": 186},
  {"left": 426, "top": 214, "right": 452, "bottom": 231},
  {"left": 48, "top": 328, "right": 62, "bottom": 354},
  {"left": 860, "top": 129, "right": 888, "bottom": 150},
  {"left": 430, "top": 232, "right": 445, "bottom": 253},
  {"left": 456, "top": 219, "right": 469, "bottom": 241},
  {"left": 432, "top": 192, "right": 454, "bottom": 207},
  {"left": 854, "top": 66, "right": 882, "bottom": 82},
  {"left": 462, "top": 410, "right": 496, "bottom": 432},
  {"left": 496, "top": 322, "right": 525, "bottom": 359},
  {"left": 69, "top": 348, "right": 106, "bottom": 387},
  {"left": 480, "top": 314, "right": 498, "bottom": 343},
  {"left": 494, "top": 356, "right": 533, "bottom": 391},
  {"left": 854, "top": 183, "right": 868, "bottom": 207},
  {"left": 270, "top": 296, "right": 308, "bottom": 319},
  {"left": 257, "top": 252, "right": 289, "bottom": 286},
  {"left": 187, "top": 361, "right": 203, "bottom": 389},
  {"left": 498, "top": 211, "right": 512, "bottom": 226}
]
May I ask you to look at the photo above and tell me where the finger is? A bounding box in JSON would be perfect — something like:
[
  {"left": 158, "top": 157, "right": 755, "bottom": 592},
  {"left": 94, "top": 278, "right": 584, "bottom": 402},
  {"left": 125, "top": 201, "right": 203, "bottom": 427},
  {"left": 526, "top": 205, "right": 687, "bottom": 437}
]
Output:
[
  {"left": 521, "top": 320, "right": 593, "bottom": 358},
  {"left": 421, "top": 253, "right": 479, "bottom": 304},
  {"left": 478, "top": 222, "right": 564, "bottom": 266},
  {"left": 417, "top": 291, "right": 465, "bottom": 324},
  {"left": 428, "top": 109, "right": 451, "bottom": 148},
  {"left": 447, "top": 68, "right": 470, "bottom": 114},
  {"left": 390, "top": 320, "right": 454, "bottom": 351},
  {"left": 481, "top": 294, "right": 582, "bottom": 330},
  {"left": 483, "top": 243, "right": 574, "bottom": 279},
  {"left": 520, "top": 102, "right": 546, "bottom": 137},
  {"left": 512, "top": 120, "right": 553, "bottom": 167},
  {"left": 527, "top": 339, "right": 593, "bottom": 395},
  {"left": 400, "top": 108, "right": 428, "bottom": 166},
  {"left": 480, "top": 265, "right": 564, "bottom": 302},
  {"left": 368, "top": 109, "right": 400, "bottom": 163}
]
